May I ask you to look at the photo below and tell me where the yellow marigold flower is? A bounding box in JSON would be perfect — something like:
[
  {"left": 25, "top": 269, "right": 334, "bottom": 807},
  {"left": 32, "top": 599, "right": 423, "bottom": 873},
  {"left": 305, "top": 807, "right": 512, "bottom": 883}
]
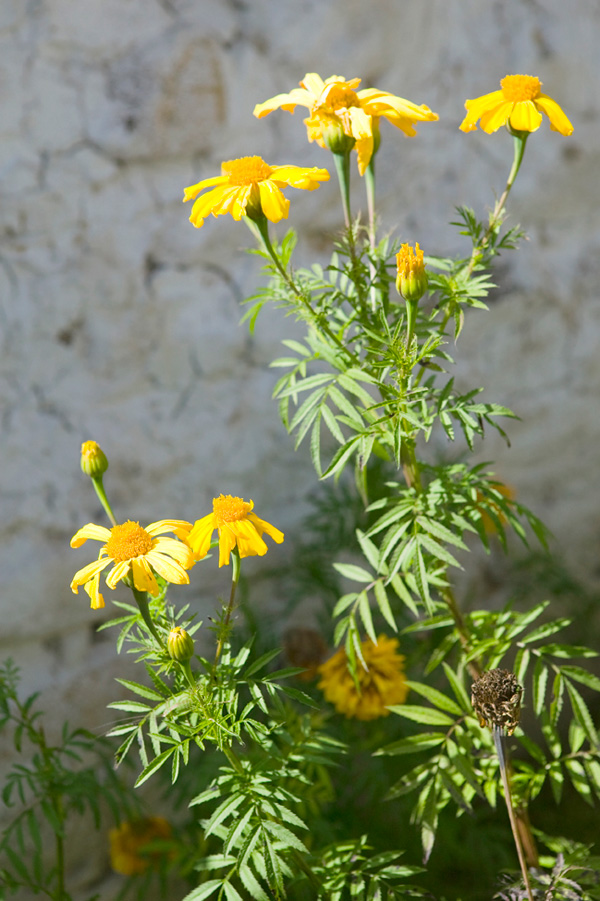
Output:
[
  {"left": 109, "top": 816, "right": 173, "bottom": 876},
  {"left": 460, "top": 74, "right": 573, "bottom": 136},
  {"left": 80, "top": 440, "right": 108, "bottom": 478},
  {"left": 254, "top": 73, "right": 439, "bottom": 175},
  {"left": 183, "top": 155, "right": 329, "bottom": 228},
  {"left": 186, "top": 494, "right": 284, "bottom": 567},
  {"left": 395, "top": 242, "right": 428, "bottom": 303},
  {"left": 70, "top": 519, "right": 195, "bottom": 609},
  {"left": 318, "top": 635, "right": 409, "bottom": 721}
]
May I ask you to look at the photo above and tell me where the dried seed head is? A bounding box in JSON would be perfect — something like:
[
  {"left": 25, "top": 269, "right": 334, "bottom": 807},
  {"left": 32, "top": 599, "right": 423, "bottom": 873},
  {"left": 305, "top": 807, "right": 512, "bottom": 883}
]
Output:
[{"left": 471, "top": 668, "right": 523, "bottom": 735}]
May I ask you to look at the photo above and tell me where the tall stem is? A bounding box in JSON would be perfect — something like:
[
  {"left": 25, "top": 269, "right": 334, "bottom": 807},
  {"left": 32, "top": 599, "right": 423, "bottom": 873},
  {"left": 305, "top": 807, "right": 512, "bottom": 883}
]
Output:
[
  {"left": 332, "top": 151, "right": 352, "bottom": 228},
  {"left": 91, "top": 475, "right": 117, "bottom": 527},
  {"left": 215, "top": 548, "right": 241, "bottom": 665},
  {"left": 364, "top": 158, "right": 379, "bottom": 312},
  {"left": 493, "top": 727, "right": 535, "bottom": 901},
  {"left": 131, "top": 587, "right": 165, "bottom": 647}
]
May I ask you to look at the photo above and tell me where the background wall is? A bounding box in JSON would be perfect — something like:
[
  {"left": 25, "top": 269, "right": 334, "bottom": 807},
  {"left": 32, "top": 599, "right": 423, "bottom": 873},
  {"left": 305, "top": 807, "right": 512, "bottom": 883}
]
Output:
[{"left": 1, "top": 0, "right": 599, "bottom": 894}]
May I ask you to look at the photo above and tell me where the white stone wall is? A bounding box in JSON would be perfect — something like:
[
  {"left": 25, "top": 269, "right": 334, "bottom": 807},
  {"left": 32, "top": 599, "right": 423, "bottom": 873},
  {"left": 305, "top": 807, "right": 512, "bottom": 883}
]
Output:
[{"left": 1, "top": 0, "right": 599, "bottom": 893}]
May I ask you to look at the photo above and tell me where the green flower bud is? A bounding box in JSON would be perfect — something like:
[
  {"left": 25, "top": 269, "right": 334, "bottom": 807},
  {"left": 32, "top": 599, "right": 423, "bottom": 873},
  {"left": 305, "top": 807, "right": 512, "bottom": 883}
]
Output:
[
  {"left": 395, "top": 242, "right": 428, "bottom": 304},
  {"left": 167, "top": 627, "right": 194, "bottom": 663},
  {"left": 80, "top": 440, "right": 108, "bottom": 478},
  {"left": 319, "top": 113, "right": 356, "bottom": 155}
]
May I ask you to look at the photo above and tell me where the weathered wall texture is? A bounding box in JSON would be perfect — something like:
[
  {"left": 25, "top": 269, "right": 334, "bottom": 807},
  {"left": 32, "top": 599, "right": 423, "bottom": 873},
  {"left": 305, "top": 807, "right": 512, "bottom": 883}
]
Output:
[{"left": 1, "top": 0, "right": 599, "bottom": 893}]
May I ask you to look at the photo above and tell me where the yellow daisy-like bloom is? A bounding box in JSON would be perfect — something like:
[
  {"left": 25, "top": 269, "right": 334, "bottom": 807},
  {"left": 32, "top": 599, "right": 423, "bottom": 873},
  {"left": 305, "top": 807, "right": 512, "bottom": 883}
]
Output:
[
  {"left": 186, "top": 494, "right": 284, "bottom": 567},
  {"left": 109, "top": 816, "right": 173, "bottom": 876},
  {"left": 70, "top": 519, "right": 195, "bottom": 609},
  {"left": 183, "top": 155, "right": 330, "bottom": 228},
  {"left": 318, "top": 635, "right": 409, "bottom": 721},
  {"left": 460, "top": 74, "right": 573, "bottom": 136},
  {"left": 254, "top": 73, "right": 439, "bottom": 175}
]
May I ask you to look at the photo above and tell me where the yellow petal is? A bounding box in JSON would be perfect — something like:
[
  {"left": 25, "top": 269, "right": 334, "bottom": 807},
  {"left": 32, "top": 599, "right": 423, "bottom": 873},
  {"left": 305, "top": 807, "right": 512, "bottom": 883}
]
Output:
[
  {"left": 183, "top": 175, "right": 227, "bottom": 202},
  {"left": 509, "top": 100, "right": 543, "bottom": 133},
  {"left": 257, "top": 181, "right": 290, "bottom": 223},
  {"left": 270, "top": 165, "right": 330, "bottom": 189},
  {"left": 105, "top": 560, "right": 131, "bottom": 590},
  {"left": 188, "top": 515, "right": 215, "bottom": 558},
  {"left": 189, "top": 185, "right": 237, "bottom": 227},
  {"left": 229, "top": 520, "right": 268, "bottom": 559},
  {"left": 146, "top": 519, "right": 194, "bottom": 537},
  {"left": 217, "top": 525, "right": 238, "bottom": 567},
  {"left": 299, "top": 72, "right": 326, "bottom": 97},
  {"left": 70, "top": 523, "right": 111, "bottom": 548},
  {"left": 479, "top": 101, "right": 514, "bottom": 134},
  {"left": 145, "top": 550, "right": 190, "bottom": 586},
  {"left": 248, "top": 513, "right": 284, "bottom": 544},
  {"left": 253, "top": 87, "right": 314, "bottom": 118},
  {"left": 535, "top": 94, "right": 574, "bottom": 135},
  {"left": 84, "top": 573, "right": 105, "bottom": 610},
  {"left": 70, "top": 556, "right": 111, "bottom": 593},
  {"left": 459, "top": 90, "right": 505, "bottom": 132},
  {"left": 130, "top": 557, "right": 160, "bottom": 596},
  {"left": 152, "top": 537, "right": 195, "bottom": 568}
]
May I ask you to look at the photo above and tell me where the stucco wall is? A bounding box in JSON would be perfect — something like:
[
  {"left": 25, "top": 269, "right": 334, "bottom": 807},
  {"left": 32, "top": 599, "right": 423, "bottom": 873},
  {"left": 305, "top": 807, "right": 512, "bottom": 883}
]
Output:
[{"left": 1, "top": 0, "right": 599, "bottom": 893}]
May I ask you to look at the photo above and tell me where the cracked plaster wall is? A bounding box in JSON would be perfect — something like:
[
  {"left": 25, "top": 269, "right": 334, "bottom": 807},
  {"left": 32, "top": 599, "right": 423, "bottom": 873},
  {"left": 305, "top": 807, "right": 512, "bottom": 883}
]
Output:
[{"left": 1, "top": 0, "right": 600, "bottom": 894}]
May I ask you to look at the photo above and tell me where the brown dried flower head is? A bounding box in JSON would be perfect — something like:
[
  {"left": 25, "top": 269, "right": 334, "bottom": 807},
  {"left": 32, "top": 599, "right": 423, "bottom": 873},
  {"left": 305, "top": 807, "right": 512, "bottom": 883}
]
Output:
[{"left": 471, "top": 668, "right": 523, "bottom": 735}]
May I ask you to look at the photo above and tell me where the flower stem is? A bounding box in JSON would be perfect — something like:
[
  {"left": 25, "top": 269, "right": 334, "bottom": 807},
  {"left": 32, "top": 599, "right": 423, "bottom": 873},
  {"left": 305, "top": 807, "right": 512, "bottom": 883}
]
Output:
[
  {"left": 493, "top": 726, "right": 535, "bottom": 901},
  {"left": 364, "top": 157, "right": 379, "bottom": 312},
  {"left": 215, "top": 548, "right": 241, "bottom": 665},
  {"left": 91, "top": 475, "right": 117, "bottom": 527},
  {"left": 131, "top": 587, "right": 165, "bottom": 647},
  {"left": 333, "top": 151, "right": 352, "bottom": 228},
  {"left": 466, "top": 132, "right": 528, "bottom": 277}
]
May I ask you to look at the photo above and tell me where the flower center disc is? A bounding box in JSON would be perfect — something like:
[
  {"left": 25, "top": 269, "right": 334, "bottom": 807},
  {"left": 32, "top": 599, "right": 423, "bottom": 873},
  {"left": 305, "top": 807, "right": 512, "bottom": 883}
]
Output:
[
  {"left": 500, "top": 75, "right": 541, "bottom": 102},
  {"left": 212, "top": 494, "right": 251, "bottom": 524},
  {"left": 321, "top": 84, "right": 360, "bottom": 111},
  {"left": 106, "top": 521, "right": 153, "bottom": 561},
  {"left": 221, "top": 156, "right": 272, "bottom": 185}
]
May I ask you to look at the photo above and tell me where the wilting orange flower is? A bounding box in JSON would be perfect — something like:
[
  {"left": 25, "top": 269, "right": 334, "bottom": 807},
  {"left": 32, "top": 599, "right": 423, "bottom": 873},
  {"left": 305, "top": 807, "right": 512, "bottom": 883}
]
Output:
[
  {"left": 183, "top": 155, "right": 329, "bottom": 228},
  {"left": 254, "top": 73, "right": 438, "bottom": 175},
  {"left": 185, "top": 494, "right": 284, "bottom": 567},
  {"left": 70, "top": 520, "right": 194, "bottom": 608},
  {"left": 460, "top": 74, "right": 573, "bottom": 136},
  {"left": 318, "top": 635, "right": 409, "bottom": 720},
  {"left": 109, "top": 817, "right": 173, "bottom": 876}
]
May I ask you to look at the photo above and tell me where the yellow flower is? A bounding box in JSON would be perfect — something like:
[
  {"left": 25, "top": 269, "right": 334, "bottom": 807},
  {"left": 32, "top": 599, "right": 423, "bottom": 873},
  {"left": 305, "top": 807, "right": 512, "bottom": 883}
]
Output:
[
  {"left": 460, "top": 74, "right": 573, "bottom": 136},
  {"left": 109, "top": 816, "right": 173, "bottom": 876},
  {"left": 395, "top": 242, "right": 428, "bottom": 303},
  {"left": 186, "top": 494, "right": 284, "bottom": 567},
  {"left": 183, "top": 155, "right": 329, "bottom": 228},
  {"left": 254, "top": 73, "right": 438, "bottom": 175},
  {"left": 70, "top": 519, "right": 195, "bottom": 609},
  {"left": 318, "top": 635, "right": 409, "bottom": 721}
]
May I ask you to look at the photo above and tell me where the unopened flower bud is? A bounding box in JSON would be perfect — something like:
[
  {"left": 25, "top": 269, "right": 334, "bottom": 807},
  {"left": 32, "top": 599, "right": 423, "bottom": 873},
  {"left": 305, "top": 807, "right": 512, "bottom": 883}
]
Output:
[
  {"left": 80, "top": 441, "right": 108, "bottom": 479},
  {"left": 471, "top": 668, "right": 523, "bottom": 735},
  {"left": 167, "top": 627, "right": 194, "bottom": 663},
  {"left": 395, "top": 242, "right": 428, "bottom": 304},
  {"left": 320, "top": 113, "right": 355, "bottom": 155}
]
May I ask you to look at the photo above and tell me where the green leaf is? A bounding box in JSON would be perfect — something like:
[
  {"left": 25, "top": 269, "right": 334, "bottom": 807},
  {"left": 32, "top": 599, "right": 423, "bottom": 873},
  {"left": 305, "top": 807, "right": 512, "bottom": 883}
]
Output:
[
  {"left": 519, "top": 618, "right": 571, "bottom": 645},
  {"left": 559, "top": 665, "right": 600, "bottom": 693},
  {"left": 114, "top": 678, "right": 166, "bottom": 701},
  {"left": 388, "top": 705, "right": 455, "bottom": 726},
  {"left": 182, "top": 881, "right": 221, "bottom": 901},
  {"left": 532, "top": 658, "right": 548, "bottom": 717},
  {"left": 134, "top": 748, "right": 176, "bottom": 787},
  {"left": 404, "top": 681, "right": 462, "bottom": 716},
  {"left": 442, "top": 663, "right": 472, "bottom": 713},
  {"left": 377, "top": 733, "right": 446, "bottom": 756},
  {"left": 565, "top": 681, "right": 598, "bottom": 746},
  {"left": 358, "top": 591, "right": 377, "bottom": 644},
  {"left": 373, "top": 580, "right": 397, "bottom": 632},
  {"left": 333, "top": 563, "right": 373, "bottom": 583}
]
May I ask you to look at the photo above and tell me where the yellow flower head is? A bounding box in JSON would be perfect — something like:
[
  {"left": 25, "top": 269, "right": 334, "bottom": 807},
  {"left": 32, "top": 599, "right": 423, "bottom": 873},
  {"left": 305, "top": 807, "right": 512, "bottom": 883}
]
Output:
[
  {"left": 318, "top": 635, "right": 409, "bottom": 721},
  {"left": 395, "top": 242, "right": 428, "bottom": 303},
  {"left": 185, "top": 494, "right": 284, "bottom": 567},
  {"left": 183, "top": 155, "right": 329, "bottom": 228},
  {"left": 460, "top": 74, "right": 573, "bottom": 136},
  {"left": 254, "top": 73, "right": 439, "bottom": 175},
  {"left": 80, "top": 440, "right": 108, "bottom": 479},
  {"left": 70, "top": 519, "right": 195, "bottom": 609},
  {"left": 109, "top": 816, "right": 173, "bottom": 876}
]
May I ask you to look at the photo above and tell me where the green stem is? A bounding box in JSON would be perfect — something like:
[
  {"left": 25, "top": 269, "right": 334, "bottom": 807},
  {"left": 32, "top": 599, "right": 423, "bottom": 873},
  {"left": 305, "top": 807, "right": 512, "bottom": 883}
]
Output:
[
  {"left": 131, "top": 587, "right": 165, "bottom": 647},
  {"left": 53, "top": 815, "right": 65, "bottom": 901},
  {"left": 332, "top": 151, "right": 352, "bottom": 228},
  {"left": 493, "top": 727, "right": 535, "bottom": 901},
  {"left": 248, "top": 215, "right": 361, "bottom": 366},
  {"left": 364, "top": 158, "right": 379, "bottom": 312},
  {"left": 466, "top": 132, "right": 528, "bottom": 278},
  {"left": 91, "top": 476, "right": 117, "bottom": 527},
  {"left": 215, "top": 549, "right": 241, "bottom": 665}
]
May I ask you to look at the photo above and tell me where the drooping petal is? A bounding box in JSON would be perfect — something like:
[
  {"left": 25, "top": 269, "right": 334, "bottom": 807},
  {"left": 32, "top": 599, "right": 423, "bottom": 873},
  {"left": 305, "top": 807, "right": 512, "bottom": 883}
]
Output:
[
  {"left": 535, "top": 94, "right": 574, "bottom": 135},
  {"left": 217, "top": 525, "right": 239, "bottom": 567},
  {"left": 129, "top": 556, "right": 160, "bottom": 596},
  {"left": 183, "top": 175, "right": 228, "bottom": 202},
  {"left": 270, "top": 165, "right": 330, "bottom": 189},
  {"left": 229, "top": 520, "right": 268, "bottom": 559},
  {"left": 258, "top": 181, "right": 290, "bottom": 222},
  {"left": 105, "top": 560, "right": 132, "bottom": 590},
  {"left": 379, "top": 111, "right": 419, "bottom": 137},
  {"left": 300, "top": 72, "right": 327, "bottom": 97},
  {"left": 70, "top": 523, "right": 112, "bottom": 548},
  {"left": 146, "top": 520, "right": 194, "bottom": 537},
  {"left": 70, "top": 556, "right": 111, "bottom": 593},
  {"left": 247, "top": 513, "right": 284, "bottom": 544},
  {"left": 509, "top": 100, "right": 543, "bottom": 133},
  {"left": 359, "top": 89, "right": 438, "bottom": 122},
  {"left": 152, "top": 537, "right": 195, "bottom": 568},
  {"left": 229, "top": 185, "right": 253, "bottom": 221},
  {"left": 146, "top": 550, "right": 190, "bottom": 586},
  {"left": 348, "top": 107, "right": 374, "bottom": 174},
  {"left": 253, "top": 87, "right": 315, "bottom": 118},
  {"left": 188, "top": 515, "right": 216, "bottom": 558},
  {"left": 84, "top": 573, "right": 105, "bottom": 610},
  {"left": 459, "top": 90, "right": 505, "bottom": 132},
  {"left": 479, "top": 100, "right": 515, "bottom": 134},
  {"left": 189, "top": 185, "right": 238, "bottom": 227}
]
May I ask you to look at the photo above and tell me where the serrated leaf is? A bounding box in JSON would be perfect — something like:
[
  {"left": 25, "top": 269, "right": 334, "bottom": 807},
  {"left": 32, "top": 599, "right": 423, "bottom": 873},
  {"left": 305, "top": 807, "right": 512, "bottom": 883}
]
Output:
[
  {"left": 532, "top": 658, "right": 548, "bottom": 716},
  {"left": 404, "top": 681, "right": 462, "bottom": 716},
  {"left": 333, "top": 563, "right": 373, "bottom": 583},
  {"left": 377, "top": 733, "right": 446, "bottom": 756},
  {"left": 565, "top": 681, "right": 598, "bottom": 746},
  {"left": 134, "top": 748, "right": 176, "bottom": 787},
  {"left": 388, "top": 705, "right": 455, "bottom": 726},
  {"left": 373, "top": 580, "right": 397, "bottom": 632}
]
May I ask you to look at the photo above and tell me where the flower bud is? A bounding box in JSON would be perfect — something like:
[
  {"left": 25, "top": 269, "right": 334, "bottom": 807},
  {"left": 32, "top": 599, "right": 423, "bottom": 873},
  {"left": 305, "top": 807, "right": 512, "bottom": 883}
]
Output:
[
  {"left": 80, "top": 440, "right": 108, "bottom": 479},
  {"left": 319, "top": 113, "right": 356, "bottom": 155},
  {"left": 395, "top": 242, "right": 428, "bottom": 304},
  {"left": 167, "top": 627, "right": 194, "bottom": 663}
]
